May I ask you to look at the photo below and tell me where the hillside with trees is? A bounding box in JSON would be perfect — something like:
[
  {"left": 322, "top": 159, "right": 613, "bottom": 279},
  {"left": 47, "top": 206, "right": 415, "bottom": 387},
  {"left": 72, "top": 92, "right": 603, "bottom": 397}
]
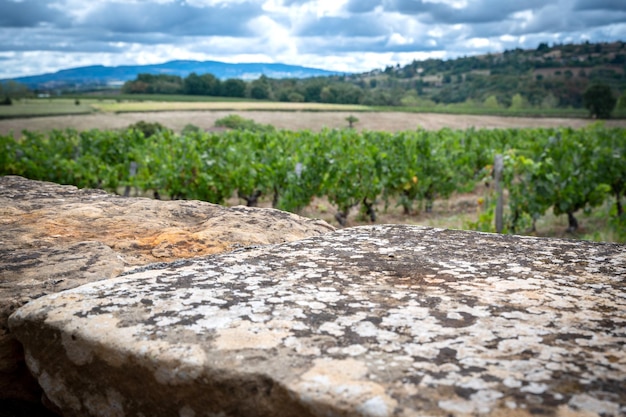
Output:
[{"left": 119, "top": 41, "right": 626, "bottom": 117}]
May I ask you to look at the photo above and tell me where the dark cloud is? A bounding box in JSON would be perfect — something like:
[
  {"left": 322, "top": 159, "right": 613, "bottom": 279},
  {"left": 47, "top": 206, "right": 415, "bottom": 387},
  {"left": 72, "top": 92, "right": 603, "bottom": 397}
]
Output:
[
  {"left": 1, "top": 0, "right": 625, "bottom": 78},
  {"left": 0, "top": 27, "right": 175, "bottom": 52},
  {"left": 295, "top": 16, "right": 387, "bottom": 37},
  {"left": 500, "top": 6, "right": 626, "bottom": 37},
  {"left": 385, "top": 0, "right": 548, "bottom": 24},
  {"left": 0, "top": 0, "right": 68, "bottom": 27},
  {"left": 383, "top": 0, "right": 431, "bottom": 14},
  {"left": 80, "top": 2, "right": 260, "bottom": 37},
  {"left": 296, "top": 34, "right": 441, "bottom": 55},
  {"left": 574, "top": 0, "right": 626, "bottom": 12},
  {"left": 346, "top": 0, "right": 380, "bottom": 13}
]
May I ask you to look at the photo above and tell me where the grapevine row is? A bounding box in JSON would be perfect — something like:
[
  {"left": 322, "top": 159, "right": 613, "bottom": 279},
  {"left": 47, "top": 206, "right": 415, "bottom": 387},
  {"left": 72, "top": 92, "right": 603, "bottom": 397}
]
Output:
[{"left": 1, "top": 124, "right": 624, "bottom": 233}]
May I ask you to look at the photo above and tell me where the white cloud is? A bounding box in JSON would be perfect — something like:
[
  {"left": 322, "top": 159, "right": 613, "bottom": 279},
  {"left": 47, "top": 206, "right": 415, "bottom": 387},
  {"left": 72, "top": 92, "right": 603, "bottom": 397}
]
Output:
[
  {"left": 512, "top": 9, "right": 534, "bottom": 30},
  {"left": 1, "top": 0, "right": 625, "bottom": 79},
  {"left": 387, "top": 33, "right": 414, "bottom": 46},
  {"left": 427, "top": 27, "right": 445, "bottom": 38},
  {"left": 248, "top": 15, "right": 298, "bottom": 55},
  {"left": 465, "top": 37, "right": 496, "bottom": 49},
  {"left": 312, "top": 0, "right": 349, "bottom": 17}
]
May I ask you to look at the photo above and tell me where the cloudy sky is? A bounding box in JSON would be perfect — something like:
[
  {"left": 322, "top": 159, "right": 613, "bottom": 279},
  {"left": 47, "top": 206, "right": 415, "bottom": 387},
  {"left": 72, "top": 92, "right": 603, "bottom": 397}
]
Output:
[{"left": 1, "top": 0, "right": 626, "bottom": 79}]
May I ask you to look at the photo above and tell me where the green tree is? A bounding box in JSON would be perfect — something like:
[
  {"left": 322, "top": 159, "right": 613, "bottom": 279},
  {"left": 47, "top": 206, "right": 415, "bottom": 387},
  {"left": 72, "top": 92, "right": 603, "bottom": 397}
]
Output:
[
  {"left": 0, "top": 81, "right": 31, "bottom": 99},
  {"left": 183, "top": 72, "right": 202, "bottom": 94},
  {"left": 200, "top": 73, "right": 221, "bottom": 96},
  {"left": 221, "top": 79, "right": 246, "bottom": 98},
  {"left": 250, "top": 76, "right": 271, "bottom": 100},
  {"left": 583, "top": 84, "right": 617, "bottom": 119},
  {"left": 123, "top": 74, "right": 183, "bottom": 94},
  {"left": 510, "top": 93, "right": 529, "bottom": 109},
  {"left": 287, "top": 92, "right": 304, "bottom": 102},
  {"left": 122, "top": 80, "right": 149, "bottom": 94},
  {"left": 346, "top": 115, "right": 359, "bottom": 128},
  {"left": 483, "top": 95, "right": 501, "bottom": 109},
  {"left": 617, "top": 91, "right": 626, "bottom": 109},
  {"left": 541, "top": 93, "right": 559, "bottom": 109},
  {"left": 537, "top": 42, "right": 550, "bottom": 53},
  {"left": 184, "top": 73, "right": 221, "bottom": 95}
]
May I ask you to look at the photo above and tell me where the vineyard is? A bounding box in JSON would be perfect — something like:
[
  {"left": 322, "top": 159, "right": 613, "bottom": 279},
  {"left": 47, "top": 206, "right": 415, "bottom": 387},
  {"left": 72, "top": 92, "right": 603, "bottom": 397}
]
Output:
[{"left": 1, "top": 123, "right": 624, "bottom": 240}]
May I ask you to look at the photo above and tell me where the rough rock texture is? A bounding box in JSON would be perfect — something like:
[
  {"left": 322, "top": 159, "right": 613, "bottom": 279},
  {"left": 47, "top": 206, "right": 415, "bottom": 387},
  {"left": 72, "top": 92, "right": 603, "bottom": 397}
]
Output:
[
  {"left": 9, "top": 225, "right": 626, "bottom": 417},
  {"left": 0, "top": 175, "right": 334, "bottom": 407}
]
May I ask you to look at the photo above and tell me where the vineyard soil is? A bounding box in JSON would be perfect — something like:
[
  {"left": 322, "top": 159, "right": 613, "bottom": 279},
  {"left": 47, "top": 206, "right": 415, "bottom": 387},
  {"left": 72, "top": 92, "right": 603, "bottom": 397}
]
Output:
[
  {"left": 2, "top": 111, "right": 626, "bottom": 136},
  {"left": 235, "top": 187, "right": 618, "bottom": 242}
]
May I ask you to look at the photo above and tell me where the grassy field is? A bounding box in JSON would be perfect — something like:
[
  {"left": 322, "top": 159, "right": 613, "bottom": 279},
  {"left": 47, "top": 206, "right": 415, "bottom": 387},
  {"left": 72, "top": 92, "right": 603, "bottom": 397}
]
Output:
[
  {"left": 0, "top": 97, "right": 371, "bottom": 118},
  {"left": 0, "top": 98, "right": 94, "bottom": 119},
  {"left": 4, "top": 95, "right": 626, "bottom": 119},
  {"left": 380, "top": 104, "right": 626, "bottom": 119}
]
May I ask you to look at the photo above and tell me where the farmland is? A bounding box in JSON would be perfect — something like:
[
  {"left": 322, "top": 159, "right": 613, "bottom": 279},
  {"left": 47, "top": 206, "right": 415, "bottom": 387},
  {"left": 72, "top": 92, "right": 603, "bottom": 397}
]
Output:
[
  {"left": 2, "top": 108, "right": 626, "bottom": 137},
  {"left": 0, "top": 98, "right": 93, "bottom": 119}
]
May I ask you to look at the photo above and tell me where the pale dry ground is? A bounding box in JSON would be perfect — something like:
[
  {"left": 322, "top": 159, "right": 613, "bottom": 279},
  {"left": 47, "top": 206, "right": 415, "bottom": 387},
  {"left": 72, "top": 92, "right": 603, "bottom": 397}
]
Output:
[
  {"left": 91, "top": 101, "right": 369, "bottom": 113},
  {"left": 2, "top": 110, "right": 626, "bottom": 136}
]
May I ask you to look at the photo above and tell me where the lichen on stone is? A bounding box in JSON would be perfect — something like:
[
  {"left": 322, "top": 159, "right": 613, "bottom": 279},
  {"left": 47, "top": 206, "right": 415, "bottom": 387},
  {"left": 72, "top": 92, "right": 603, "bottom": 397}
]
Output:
[{"left": 8, "top": 225, "right": 626, "bottom": 417}]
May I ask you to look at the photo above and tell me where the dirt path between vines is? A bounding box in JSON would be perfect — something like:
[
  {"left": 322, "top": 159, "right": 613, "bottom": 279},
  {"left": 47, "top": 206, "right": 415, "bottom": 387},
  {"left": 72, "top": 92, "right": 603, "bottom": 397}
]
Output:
[{"left": 2, "top": 110, "right": 625, "bottom": 136}]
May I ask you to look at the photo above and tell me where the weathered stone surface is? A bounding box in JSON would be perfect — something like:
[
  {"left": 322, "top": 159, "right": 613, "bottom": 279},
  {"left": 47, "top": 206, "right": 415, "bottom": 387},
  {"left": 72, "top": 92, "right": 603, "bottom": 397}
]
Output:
[
  {"left": 0, "top": 175, "right": 334, "bottom": 407},
  {"left": 9, "top": 225, "right": 626, "bottom": 417},
  {"left": 0, "top": 175, "right": 334, "bottom": 266}
]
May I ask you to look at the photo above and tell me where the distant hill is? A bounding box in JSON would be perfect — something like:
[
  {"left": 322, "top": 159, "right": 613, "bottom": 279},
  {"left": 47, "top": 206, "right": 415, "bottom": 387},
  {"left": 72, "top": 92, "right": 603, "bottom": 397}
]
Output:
[
  {"left": 3, "top": 61, "right": 345, "bottom": 91},
  {"left": 353, "top": 41, "right": 626, "bottom": 108}
]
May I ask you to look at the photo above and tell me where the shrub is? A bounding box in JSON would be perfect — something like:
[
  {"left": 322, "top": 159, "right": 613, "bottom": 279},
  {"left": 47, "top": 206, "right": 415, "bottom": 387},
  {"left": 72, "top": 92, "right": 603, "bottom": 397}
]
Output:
[
  {"left": 181, "top": 124, "right": 202, "bottom": 135},
  {"left": 127, "top": 121, "right": 171, "bottom": 137},
  {"left": 214, "top": 114, "right": 275, "bottom": 132},
  {"left": 345, "top": 115, "right": 359, "bottom": 128},
  {"left": 583, "top": 83, "right": 616, "bottom": 119}
]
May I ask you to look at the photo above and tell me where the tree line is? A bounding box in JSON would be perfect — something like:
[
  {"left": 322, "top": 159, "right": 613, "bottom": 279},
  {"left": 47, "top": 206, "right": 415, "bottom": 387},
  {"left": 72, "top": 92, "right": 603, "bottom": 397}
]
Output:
[
  {"left": 121, "top": 72, "right": 368, "bottom": 105},
  {"left": 122, "top": 73, "right": 249, "bottom": 98}
]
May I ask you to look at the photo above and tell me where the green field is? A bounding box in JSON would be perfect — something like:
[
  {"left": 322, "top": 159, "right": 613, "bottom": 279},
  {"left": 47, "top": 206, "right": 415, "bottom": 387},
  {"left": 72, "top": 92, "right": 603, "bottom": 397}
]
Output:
[
  {"left": 378, "top": 105, "right": 626, "bottom": 119},
  {"left": 2, "top": 95, "right": 626, "bottom": 119},
  {"left": 0, "top": 96, "right": 371, "bottom": 118},
  {"left": 0, "top": 98, "right": 94, "bottom": 119}
]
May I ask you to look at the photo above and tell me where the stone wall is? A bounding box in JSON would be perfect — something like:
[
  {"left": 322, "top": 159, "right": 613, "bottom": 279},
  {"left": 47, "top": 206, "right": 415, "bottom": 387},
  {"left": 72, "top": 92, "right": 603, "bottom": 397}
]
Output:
[{"left": 8, "top": 221, "right": 626, "bottom": 416}]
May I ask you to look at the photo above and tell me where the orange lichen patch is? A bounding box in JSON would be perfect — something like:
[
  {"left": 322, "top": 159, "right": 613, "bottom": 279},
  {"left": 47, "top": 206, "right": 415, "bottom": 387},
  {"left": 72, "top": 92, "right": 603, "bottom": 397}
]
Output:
[
  {"left": 11, "top": 212, "right": 231, "bottom": 263},
  {"left": 20, "top": 215, "right": 139, "bottom": 241},
  {"left": 137, "top": 231, "right": 230, "bottom": 261},
  {"left": 39, "top": 221, "right": 229, "bottom": 263}
]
